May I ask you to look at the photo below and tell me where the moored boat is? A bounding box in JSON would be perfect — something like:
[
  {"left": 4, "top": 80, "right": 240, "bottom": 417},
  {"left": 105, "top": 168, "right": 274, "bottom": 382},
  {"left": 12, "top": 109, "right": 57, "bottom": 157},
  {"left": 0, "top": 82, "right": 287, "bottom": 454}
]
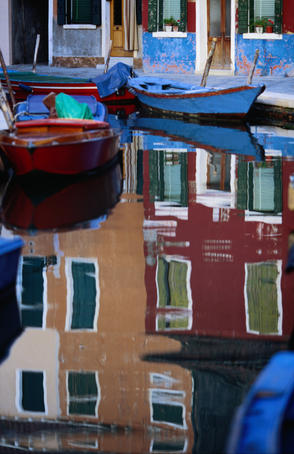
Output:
[
  {"left": 1, "top": 62, "right": 136, "bottom": 107},
  {"left": 0, "top": 118, "right": 120, "bottom": 176},
  {"left": 127, "top": 76, "right": 265, "bottom": 120},
  {"left": 14, "top": 94, "right": 108, "bottom": 122},
  {"left": 226, "top": 350, "right": 294, "bottom": 454}
]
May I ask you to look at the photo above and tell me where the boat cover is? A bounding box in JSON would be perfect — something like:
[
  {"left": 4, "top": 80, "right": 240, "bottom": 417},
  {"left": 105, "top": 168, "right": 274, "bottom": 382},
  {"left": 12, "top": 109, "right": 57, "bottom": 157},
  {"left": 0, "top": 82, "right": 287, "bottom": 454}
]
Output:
[
  {"left": 90, "top": 62, "right": 135, "bottom": 98},
  {"left": 55, "top": 93, "right": 93, "bottom": 119}
]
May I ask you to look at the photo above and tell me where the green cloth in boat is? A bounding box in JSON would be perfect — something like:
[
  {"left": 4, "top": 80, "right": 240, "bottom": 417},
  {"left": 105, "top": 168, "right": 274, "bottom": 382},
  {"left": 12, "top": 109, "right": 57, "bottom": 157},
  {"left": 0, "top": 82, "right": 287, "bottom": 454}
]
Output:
[{"left": 55, "top": 93, "right": 93, "bottom": 119}]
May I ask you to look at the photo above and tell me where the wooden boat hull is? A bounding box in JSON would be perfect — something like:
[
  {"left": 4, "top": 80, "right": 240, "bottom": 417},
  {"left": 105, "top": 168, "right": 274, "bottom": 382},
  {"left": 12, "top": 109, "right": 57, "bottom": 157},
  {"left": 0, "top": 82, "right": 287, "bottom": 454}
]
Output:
[
  {"left": 0, "top": 70, "right": 136, "bottom": 106},
  {"left": 0, "top": 119, "right": 121, "bottom": 176},
  {"left": 128, "top": 77, "right": 265, "bottom": 119}
]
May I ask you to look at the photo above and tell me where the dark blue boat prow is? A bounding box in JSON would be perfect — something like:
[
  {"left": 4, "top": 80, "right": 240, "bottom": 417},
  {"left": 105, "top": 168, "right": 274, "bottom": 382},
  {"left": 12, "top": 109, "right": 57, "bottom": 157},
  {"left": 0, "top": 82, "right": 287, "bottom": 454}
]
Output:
[{"left": 226, "top": 349, "right": 294, "bottom": 454}]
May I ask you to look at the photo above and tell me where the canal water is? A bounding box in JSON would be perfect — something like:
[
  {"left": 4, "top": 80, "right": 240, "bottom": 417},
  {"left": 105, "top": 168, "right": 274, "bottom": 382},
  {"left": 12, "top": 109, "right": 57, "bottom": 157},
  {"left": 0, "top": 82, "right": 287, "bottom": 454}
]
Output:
[{"left": 0, "top": 110, "right": 293, "bottom": 453}]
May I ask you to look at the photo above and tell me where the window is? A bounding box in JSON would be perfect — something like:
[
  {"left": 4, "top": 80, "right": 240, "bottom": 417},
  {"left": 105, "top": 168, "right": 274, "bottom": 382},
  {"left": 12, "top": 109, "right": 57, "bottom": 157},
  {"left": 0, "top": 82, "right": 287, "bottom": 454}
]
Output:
[
  {"left": 67, "top": 371, "right": 99, "bottom": 416},
  {"left": 20, "top": 371, "right": 45, "bottom": 413},
  {"left": 148, "top": 0, "right": 187, "bottom": 32},
  {"left": 18, "top": 257, "right": 48, "bottom": 328},
  {"left": 150, "top": 389, "right": 186, "bottom": 429},
  {"left": 149, "top": 151, "right": 188, "bottom": 206},
  {"left": 237, "top": 160, "right": 282, "bottom": 214},
  {"left": 245, "top": 261, "right": 282, "bottom": 335},
  {"left": 66, "top": 259, "right": 99, "bottom": 331},
  {"left": 238, "top": 0, "right": 282, "bottom": 33},
  {"left": 57, "top": 0, "right": 101, "bottom": 26},
  {"left": 156, "top": 256, "right": 192, "bottom": 331}
]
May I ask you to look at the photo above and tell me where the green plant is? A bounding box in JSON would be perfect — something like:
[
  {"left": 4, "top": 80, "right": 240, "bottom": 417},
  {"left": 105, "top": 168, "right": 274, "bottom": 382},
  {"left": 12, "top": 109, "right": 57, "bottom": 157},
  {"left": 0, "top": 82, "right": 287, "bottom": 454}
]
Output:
[
  {"left": 253, "top": 17, "right": 268, "bottom": 28},
  {"left": 164, "top": 16, "right": 177, "bottom": 26}
]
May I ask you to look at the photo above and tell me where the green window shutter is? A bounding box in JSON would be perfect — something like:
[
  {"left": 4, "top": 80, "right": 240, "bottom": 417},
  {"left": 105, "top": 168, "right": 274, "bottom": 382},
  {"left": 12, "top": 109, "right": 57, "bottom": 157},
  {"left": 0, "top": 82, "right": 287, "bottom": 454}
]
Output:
[
  {"left": 72, "top": 0, "right": 92, "bottom": 23},
  {"left": 22, "top": 371, "right": 45, "bottom": 412},
  {"left": 157, "top": 258, "right": 170, "bottom": 307},
  {"left": 148, "top": 0, "right": 159, "bottom": 31},
  {"left": 274, "top": 0, "right": 282, "bottom": 33},
  {"left": 57, "top": 0, "right": 66, "bottom": 25},
  {"left": 246, "top": 262, "right": 280, "bottom": 334},
  {"left": 21, "top": 257, "right": 45, "bottom": 328},
  {"left": 274, "top": 159, "right": 282, "bottom": 213},
  {"left": 68, "top": 372, "right": 98, "bottom": 416},
  {"left": 238, "top": 0, "right": 249, "bottom": 33},
  {"left": 92, "top": 0, "right": 101, "bottom": 26},
  {"left": 71, "top": 261, "right": 97, "bottom": 329},
  {"left": 237, "top": 161, "right": 248, "bottom": 210},
  {"left": 169, "top": 260, "right": 189, "bottom": 308},
  {"left": 179, "top": 0, "right": 187, "bottom": 32},
  {"left": 152, "top": 403, "right": 184, "bottom": 426}
]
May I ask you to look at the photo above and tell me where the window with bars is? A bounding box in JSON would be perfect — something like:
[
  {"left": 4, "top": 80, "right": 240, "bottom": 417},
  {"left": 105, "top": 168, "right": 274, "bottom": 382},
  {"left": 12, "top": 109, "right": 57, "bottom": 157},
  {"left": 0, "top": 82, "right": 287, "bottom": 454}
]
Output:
[
  {"left": 238, "top": 0, "right": 282, "bottom": 33},
  {"left": 148, "top": 0, "right": 187, "bottom": 32},
  {"left": 57, "top": 0, "right": 101, "bottom": 26}
]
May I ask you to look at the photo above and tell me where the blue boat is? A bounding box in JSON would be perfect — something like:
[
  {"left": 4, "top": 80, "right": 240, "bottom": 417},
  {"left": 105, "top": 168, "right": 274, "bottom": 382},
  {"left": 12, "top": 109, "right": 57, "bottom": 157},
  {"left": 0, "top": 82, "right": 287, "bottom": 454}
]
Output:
[
  {"left": 127, "top": 76, "right": 265, "bottom": 120},
  {"left": 226, "top": 350, "right": 294, "bottom": 454},
  {"left": 14, "top": 94, "right": 108, "bottom": 122},
  {"left": 0, "top": 236, "right": 23, "bottom": 291}
]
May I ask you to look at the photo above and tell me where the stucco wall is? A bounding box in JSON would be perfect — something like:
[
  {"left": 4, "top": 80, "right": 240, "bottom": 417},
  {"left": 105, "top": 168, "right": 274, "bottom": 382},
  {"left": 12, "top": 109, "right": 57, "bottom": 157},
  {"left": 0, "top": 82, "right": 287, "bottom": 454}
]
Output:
[
  {"left": 236, "top": 34, "right": 294, "bottom": 76},
  {"left": 0, "top": 0, "right": 11, "bottom": 64},
  {"left": 143, "top": 33, "right": 196, "bottom": 73}
]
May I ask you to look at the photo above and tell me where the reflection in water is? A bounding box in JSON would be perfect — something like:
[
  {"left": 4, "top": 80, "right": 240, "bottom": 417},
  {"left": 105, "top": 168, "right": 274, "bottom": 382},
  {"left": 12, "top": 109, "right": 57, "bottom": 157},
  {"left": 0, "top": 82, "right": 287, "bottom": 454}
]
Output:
[
  {"left": 1, "top": 160, "right": 123, "bottom": 234},
  {"left": 0, "top": 113, "right": 293, "bottom": 452}
]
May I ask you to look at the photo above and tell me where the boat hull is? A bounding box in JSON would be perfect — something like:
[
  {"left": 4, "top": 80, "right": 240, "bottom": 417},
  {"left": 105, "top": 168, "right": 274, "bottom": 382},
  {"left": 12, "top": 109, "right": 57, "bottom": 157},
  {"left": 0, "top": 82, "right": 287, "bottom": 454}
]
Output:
[
  {"left": 128, "top": 79, "right": 265, "bottom": 119},
  {"left": 0, "top": 119, "right": 121, "bottom": 176},
  {"left": 1, "top": 71, "right": 136, "bottom": 106}
]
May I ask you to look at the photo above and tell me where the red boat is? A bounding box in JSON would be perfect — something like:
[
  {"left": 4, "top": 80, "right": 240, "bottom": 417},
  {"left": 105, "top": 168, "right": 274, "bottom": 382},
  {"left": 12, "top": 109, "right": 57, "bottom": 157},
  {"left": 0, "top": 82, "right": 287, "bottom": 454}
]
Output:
[
  {"left": 0, "top": 118, "right": 120, "bottom": 176},
  {"left": 0, "top": 63, "right": 137, "bottom": 109}
]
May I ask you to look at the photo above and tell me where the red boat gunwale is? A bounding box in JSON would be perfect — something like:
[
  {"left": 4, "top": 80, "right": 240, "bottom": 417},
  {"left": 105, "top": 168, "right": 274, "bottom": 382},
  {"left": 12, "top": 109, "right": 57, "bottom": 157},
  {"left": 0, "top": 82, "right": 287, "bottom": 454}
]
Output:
[{"left": 15, "top": 118, "right": 110, "bottom": 130}]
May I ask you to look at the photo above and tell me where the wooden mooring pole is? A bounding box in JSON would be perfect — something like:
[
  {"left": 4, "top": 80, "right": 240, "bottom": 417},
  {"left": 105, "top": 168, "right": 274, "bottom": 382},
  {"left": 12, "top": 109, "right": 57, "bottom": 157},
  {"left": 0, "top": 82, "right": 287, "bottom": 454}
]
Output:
[
  {"left": 0, "top": 48, "right": 16, "bottom": 108},
  {"left": 200, "top": 38, "right": 217, "bottom": 87},
  {"left": 247, "top": 49, "right": 259, "bottom": 85}
]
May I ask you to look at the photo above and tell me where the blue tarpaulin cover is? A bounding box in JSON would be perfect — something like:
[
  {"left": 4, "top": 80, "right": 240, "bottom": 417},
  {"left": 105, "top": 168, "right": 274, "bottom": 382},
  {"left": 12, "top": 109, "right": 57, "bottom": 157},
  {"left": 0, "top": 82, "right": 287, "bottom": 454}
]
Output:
[{"left": 90, "top": 62, "right": 135, "bottom": 98}]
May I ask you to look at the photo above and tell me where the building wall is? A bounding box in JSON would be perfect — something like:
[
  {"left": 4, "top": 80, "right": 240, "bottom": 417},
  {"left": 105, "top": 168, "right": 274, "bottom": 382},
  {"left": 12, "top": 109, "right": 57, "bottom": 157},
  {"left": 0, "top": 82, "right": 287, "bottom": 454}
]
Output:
[
  {"left": 0, "top": 0, "right": 11, "bottom": 65},
  {"left": 52, "top": 0, "right": 103, "bottom": 67},
  {"left": 235, "top": 34, "right": 294, "bottom": 76}
]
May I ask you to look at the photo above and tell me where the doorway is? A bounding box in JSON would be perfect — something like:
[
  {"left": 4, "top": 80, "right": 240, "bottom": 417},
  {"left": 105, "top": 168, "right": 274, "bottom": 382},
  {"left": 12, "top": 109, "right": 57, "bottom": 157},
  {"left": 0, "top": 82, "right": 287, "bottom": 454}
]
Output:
[
  {"left": 207, "top": 0, "right": 231, "bottom": 69},
  {"left": 110, "top": 0, "right": 133, "bottom": 57},
  {"left": 11, "top": 0, "right": 48, "bottom": 64}
]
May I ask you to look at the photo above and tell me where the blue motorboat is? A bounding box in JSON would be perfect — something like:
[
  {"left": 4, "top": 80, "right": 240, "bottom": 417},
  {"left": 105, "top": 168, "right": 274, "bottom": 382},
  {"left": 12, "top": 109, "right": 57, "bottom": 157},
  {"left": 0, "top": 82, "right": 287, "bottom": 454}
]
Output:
[
  {"left": 226, "top": 350, "right": 294, "bottom": 454},
  {"left": 127, "top": 76, "right": 265, "bottom": 120}
]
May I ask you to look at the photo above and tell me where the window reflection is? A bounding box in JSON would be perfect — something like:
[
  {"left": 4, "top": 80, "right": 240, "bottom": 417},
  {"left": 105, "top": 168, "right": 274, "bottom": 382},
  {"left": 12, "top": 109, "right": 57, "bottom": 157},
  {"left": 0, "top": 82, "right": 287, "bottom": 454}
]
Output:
[
  {"left": 20, "top": 370, "right": 45, "bottom": 413},
  {"left": 65, "top": 258, "right": 99, "bottom": 331},
  {"left": 150, "top": 389, "right": 186, "bottom": 429},
  {"left": 149, "top": 150, "right": 188, "bottom": 206},
  {"left": 245, "top": 261, "right": 282, "bottom": 335},
  {"left": 67, "top": 371, "right": 99, "bottom": 417}
]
